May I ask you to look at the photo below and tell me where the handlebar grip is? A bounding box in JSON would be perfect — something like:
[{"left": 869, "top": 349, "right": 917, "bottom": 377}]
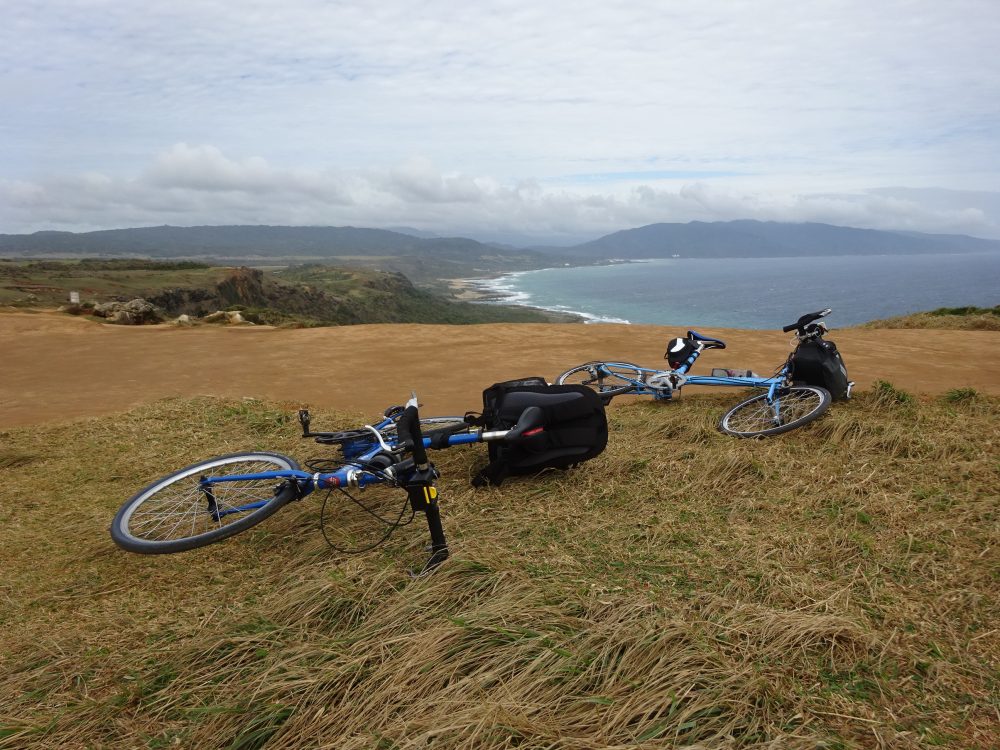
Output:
[
  {"left": 784, "top": 308, "right": 831, "bottom": 333},
  {"left": 396, "top": 405, "right": 429, "bottom": 468}
]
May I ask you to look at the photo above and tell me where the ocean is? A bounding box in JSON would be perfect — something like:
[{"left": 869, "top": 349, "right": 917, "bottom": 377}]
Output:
[{"left": 476, "top": 253, "right": 1000, "bottom": 328}]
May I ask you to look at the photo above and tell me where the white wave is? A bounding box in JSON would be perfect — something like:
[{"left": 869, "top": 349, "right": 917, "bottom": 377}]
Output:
[{"left": 464, "top": 269, "right": 630, "bottom": 323}]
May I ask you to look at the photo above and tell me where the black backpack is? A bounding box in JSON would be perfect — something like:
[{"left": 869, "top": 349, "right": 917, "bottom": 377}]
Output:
[
  {"left": 468, "top": 377, "right": 608, "bottom": 487},
  {"left": 789, "top": 339, "right": 850, "bottom": 400}
]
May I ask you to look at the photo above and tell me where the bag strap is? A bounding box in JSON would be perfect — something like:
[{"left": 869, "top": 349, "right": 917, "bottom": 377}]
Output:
[
  {"left": 463, "top": 411, "right": 487, "bottom": 427},
  {"left": 472, "top": 458, "right": 510, "bottom": 487}
]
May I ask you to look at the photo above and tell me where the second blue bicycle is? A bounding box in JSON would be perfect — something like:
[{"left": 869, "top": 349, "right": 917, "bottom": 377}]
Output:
[{"left": 556, "top": 309, "right": 852, "bottom": 438}]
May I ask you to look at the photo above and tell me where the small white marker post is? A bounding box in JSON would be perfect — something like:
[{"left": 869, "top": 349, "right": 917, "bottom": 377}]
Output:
[{"left": 69, "top": 291, "right": 80, "bottom": 304}]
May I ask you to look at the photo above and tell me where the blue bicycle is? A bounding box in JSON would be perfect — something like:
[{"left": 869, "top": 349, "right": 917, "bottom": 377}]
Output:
[
  {"left": 556, "top": 309, "right": 851, "bottom": 438},
  {"left": 110, "top": 395, "right": 545, "bottom": 572}
]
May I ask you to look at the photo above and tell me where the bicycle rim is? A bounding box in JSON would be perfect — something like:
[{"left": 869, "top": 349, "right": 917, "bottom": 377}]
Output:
[
  {"left": 557, "top": 362, "right": 645, "bottom": 396},
  {"left": 720, "top": 386, "right": 831, "bottom": 437},
  {"left": 114, "top": 453, "right": 299, "bottom": 553}
]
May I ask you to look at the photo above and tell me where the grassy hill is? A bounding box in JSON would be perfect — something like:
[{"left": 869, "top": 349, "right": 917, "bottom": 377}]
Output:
[
  {"left": 1, "top": 387, "right": 996, "bottom": 748},
  {"left": 860, "top": 305, "right": 1000, "bottom": 331},
  {"left": 0, "top": 226, "right": 566, "bottom": 285},
  {"left": 0, "top": 225, "right": 521, "bottom": 261},
  {"left": 0, "top": 259, "right": 565, "bottom": 325}
]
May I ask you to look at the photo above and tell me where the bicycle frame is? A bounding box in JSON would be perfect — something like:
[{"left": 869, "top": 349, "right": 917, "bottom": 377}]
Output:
[
  {"left": 200, "top": 426, "right": 485, "bottom": 518},
  {"left": 111, "top": 387, "right": 596, "bottom": 571},
  {"left": 593, "top": 352, "right": 790, "bottom": 402}
]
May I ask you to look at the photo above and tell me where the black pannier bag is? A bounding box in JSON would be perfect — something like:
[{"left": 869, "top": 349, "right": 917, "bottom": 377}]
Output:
[
  {"left": 665, "top": 337, "right": 698, "bottom": 370},
  {"left": 469, "top": 377, "right": 608, "bottom": 487},
  {"left": 789, "top": 339, "right": 850, "bottom": 400}
]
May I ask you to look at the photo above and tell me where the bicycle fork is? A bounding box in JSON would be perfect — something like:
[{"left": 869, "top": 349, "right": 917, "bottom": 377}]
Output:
[
  {"left": 763, "top": 382, "right": 780, "bottom": 425},
  {"left": 405, "top": 472, "right": 450, "bottom": 575}
]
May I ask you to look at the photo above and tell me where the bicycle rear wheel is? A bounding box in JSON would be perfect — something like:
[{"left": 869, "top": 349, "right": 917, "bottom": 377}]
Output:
[
  {"left": 719, "top": 386, "right": 831, "bottom": 437},
  {"left": 556, "top": 362, "right": 646, "bottom": 398},
  {"left": 111, "top": 452, "right": 300, "bottom": 554}
]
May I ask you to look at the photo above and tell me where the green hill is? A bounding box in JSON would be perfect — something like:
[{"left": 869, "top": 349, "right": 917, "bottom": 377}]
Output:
[
  {"left": 1, "top": 388, "right": 996, "bottom": 748},
  {"left": 0, "top": 225, "right": 559, "bottom": 283},
  {"left": 861, "top": 305, "right": 1000, "bottom": 330},
  {"left": 0, "top": 259, "right": 565, "bottom": 325}
]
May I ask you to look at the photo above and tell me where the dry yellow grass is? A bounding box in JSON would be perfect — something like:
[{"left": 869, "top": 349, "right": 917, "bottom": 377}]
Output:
[{"left": 0, "top": 388, "right": 997, "bottom": 748}]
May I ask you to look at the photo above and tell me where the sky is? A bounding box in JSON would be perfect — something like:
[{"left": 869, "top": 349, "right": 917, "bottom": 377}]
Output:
[{"left": 2, "top": 0, "right": 1000, "bottom": 244}]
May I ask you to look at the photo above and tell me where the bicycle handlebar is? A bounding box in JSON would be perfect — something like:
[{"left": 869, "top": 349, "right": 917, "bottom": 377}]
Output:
[
  {"left": 395, "top": 403, "right": 429, "bottom": 469},
  {"left": 782, "top": 308, "right": 832, "bottom": 333}
]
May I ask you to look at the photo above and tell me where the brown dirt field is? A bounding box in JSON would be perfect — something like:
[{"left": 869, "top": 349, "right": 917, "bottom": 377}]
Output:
[{"left": 2, "top": 311, "right": 999, "bottom": 427}]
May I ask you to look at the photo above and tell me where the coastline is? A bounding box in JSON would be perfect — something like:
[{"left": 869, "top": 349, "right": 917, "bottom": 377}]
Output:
[
  {"left": 450, "top": 268, "right": 634, "bottom": 325},
  {"left": 449, "top": 254, "right": 1000, "bottom": 329},
  {"left": 449, "top": 274, "right": 584, "bottom": 323}
]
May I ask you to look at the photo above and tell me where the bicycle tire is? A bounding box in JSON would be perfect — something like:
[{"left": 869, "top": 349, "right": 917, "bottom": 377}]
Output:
[
  {"left": 718, "top": 385, "right": 831, "bottom": 438},
  {"left": 111, "top": 452, "right": 300, "bottom": 554},
  {"left": 555, "top": 362, "right": 646, "bottom": 398}
]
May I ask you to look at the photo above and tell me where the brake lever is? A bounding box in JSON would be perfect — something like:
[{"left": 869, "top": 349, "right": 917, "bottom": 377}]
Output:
[{"left": 362, "top": 425, "right": 393, "bottom": 452}]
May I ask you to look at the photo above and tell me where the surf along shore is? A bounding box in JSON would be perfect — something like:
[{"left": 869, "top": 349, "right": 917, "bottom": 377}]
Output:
[{"left": 2, "top": 310, "right": 998, "bottom": 428}]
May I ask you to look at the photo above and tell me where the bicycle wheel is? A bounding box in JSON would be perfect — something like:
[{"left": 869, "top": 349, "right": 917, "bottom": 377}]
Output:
[
  {"left": 719, "top": 385, "right": 831, "bottom": 438},
  {"left": 111, "top": 452, "right": 300, "bottom": 554},
  {"left": 556, "top": 362, "right": 646, "bottom": 398}
]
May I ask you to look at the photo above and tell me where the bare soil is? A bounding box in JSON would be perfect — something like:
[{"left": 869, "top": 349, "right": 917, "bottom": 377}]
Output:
[{"left": 2, "top": 310, "right": 998, "bottom": 427}]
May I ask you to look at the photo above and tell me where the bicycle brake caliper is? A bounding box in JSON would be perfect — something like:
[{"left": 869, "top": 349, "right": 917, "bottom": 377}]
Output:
[{"left": 199, "top": 477, "right": 221, "bottom": 522}]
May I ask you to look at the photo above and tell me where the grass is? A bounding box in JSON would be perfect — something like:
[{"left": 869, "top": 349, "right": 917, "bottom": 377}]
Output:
[
  {"left": 0, "top": 390, "right": 997, "bottom": 748},
  {"left": 861, "top": 305, "right": 1000, "bottom": 330},
  {"left": 0, "top": 258, "right": 231, "bottom": 306}
]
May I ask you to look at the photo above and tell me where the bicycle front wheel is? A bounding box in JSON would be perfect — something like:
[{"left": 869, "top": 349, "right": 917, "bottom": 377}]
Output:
[
  {"left": 556, "top": 362, "right": 646, "bottom": 398},
  {"left": 719, "top": 386, "right": 831, "bottom": 438},
  {"left": 111, "top": 452, "right": 300, "bottom": 554}
]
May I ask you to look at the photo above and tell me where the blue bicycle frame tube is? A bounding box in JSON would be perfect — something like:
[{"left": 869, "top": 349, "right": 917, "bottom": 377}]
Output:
[{"left": 199, "top": 429, "right": 488, "bottom": 518}]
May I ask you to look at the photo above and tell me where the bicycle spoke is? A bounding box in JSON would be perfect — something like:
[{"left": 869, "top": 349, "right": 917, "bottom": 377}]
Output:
[
  {"left": 720, "top": 386, "right": 830, "bottom": 437},
  {"left": 119, "top": 457, "right": 295, "bottom": 544}
]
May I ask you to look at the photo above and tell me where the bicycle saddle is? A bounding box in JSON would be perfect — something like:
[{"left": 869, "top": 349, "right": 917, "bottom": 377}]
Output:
[{"left": 686, "top": 330, "right": 727, "bottom": 349}]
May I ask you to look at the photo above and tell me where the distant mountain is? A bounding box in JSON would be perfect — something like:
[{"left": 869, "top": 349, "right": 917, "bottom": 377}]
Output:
[
  {"left": 0, "top": 224, "right": 530, "bottom": 261},
  {"left": 4, "top": 221, "right": 998, "bottom": 266},
  {"left": 563, "top": 220, "right": 1000, "bottom": 258},
  {"left": 384, "top": 226, "right": 441, "bottom": 239}
]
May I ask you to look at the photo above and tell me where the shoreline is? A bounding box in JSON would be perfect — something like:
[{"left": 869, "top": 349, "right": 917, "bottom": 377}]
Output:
[
  {"left": 448, "top": 254, "right": 1000, "bottom": 329},
  {"left": 450, "top": 268, "right": 634, "bottom": 325},
  {"left": 448, "top": 276, "right": 585, "bottom": 323}
]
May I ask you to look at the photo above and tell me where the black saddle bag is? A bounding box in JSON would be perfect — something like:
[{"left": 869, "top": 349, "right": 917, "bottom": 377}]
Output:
[
  {"left": 470, "top": 377, "right": 608, "bottom": 487},
  {"left": 789, "top": 339, "right": 850, "bottom": 400}
]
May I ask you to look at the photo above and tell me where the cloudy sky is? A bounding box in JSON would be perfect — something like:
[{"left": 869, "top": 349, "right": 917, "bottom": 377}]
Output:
[{"left": 3, "top": 0, "right": 999, "bottom": 243}]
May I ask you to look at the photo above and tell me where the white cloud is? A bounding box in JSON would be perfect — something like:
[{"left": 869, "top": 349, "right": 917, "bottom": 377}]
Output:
[
  {"left": 2, "top": 144, "right": 998, "bottom": 241},
  {"left": 2, "top": 1, "right": 999, "bottom": 238}
]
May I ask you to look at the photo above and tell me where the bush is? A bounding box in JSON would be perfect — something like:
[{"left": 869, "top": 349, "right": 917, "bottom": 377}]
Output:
[{"left": 871, "top": 379, "right": 914, "bottom": 406}]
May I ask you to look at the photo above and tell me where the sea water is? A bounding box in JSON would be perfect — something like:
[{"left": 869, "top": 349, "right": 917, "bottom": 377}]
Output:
[{"left": 477, "top": 253, "right": 1000, "bottom": 327}]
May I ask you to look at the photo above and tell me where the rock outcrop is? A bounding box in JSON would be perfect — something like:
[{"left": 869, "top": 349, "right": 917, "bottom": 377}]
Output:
[{"left": 92, "top": 298, "right": 165, "bottom": 325}]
